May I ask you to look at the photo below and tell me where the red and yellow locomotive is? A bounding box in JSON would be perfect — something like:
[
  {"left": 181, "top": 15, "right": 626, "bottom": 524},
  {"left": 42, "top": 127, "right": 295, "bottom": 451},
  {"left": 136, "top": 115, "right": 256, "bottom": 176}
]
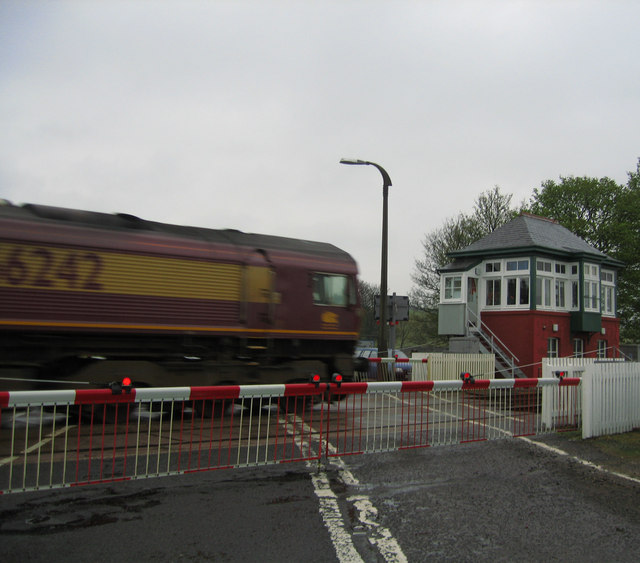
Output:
[{"left": 0, "top": 202, "right": 361, "bottom": 390}]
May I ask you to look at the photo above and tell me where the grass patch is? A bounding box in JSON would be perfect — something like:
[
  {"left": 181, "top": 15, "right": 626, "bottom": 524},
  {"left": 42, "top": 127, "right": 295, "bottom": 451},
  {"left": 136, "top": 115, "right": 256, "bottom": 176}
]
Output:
[
  {"left": 585, "top": 429, "right": 640, "bottom": 462},
  {"left": 544, "top": 429, "right": 640, "bottom": 478}
]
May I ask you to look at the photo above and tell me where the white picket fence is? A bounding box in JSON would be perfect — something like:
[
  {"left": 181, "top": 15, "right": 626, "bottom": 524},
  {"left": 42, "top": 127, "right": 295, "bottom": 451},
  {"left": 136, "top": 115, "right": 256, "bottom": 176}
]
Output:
[
  {"left": 581, "top": 362, "right": 640, "bottom": 438},
  {"left": 541, "top": 357, "right": 625, "bottom": 379},
  {"left": 543, "top": 358, "right": 640, "bottom": 438},
  {"left": 411, "top": 353, "right": 496, "bottom": 381},
  {"left": 374, "top": 354, "right": 638, "bottom": 439}
]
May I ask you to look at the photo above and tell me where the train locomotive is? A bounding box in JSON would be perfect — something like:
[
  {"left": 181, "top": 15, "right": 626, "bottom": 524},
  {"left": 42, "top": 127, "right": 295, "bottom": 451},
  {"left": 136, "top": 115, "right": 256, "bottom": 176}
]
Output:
[{"left": 0, "top": 201, "right": 362, "bottom": 390}]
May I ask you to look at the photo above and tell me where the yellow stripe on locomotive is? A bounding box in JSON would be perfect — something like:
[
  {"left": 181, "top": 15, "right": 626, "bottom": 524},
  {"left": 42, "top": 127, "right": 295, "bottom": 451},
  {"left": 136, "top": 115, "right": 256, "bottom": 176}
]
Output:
[{"left": 0, "top": 242, "right": 280, "bottom": 303}]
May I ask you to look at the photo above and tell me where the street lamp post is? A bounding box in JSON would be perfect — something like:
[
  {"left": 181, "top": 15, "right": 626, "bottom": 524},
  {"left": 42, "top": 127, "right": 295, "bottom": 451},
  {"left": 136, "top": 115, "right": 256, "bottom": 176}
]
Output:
[{"left": 339, "top": 158, "right": 392, "bottom": 357}]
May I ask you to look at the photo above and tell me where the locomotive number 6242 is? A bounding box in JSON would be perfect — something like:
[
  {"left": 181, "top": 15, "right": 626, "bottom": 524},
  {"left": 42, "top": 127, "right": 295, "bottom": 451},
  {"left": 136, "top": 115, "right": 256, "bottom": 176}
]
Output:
[{"left": 0, "top": 244, "right": 104, "bottom": 291}]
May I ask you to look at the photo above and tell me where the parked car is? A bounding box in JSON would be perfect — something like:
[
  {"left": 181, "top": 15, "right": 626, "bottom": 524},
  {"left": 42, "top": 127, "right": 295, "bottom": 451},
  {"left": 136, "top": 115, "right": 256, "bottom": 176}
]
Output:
[
  {"left": 353, "top": 348, "right": 412, "bottom": 381},
  {"left": 353, "top": 347, "right": 377, "bottom": 373}
]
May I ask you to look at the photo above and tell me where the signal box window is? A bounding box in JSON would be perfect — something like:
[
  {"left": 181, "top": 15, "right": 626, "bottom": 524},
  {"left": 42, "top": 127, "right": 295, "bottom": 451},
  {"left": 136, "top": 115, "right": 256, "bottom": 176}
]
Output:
[
  {"left": 312, "top": 273, "right": 349, "bottom": 306},
  {"left": 573, "top": 338, "right": 584, "bottom": 358},
  {"left": 506, "top": 277, "right": 529, "bottom": 306},
  {"left": 555, "top": 279, "right": 566, "bottom": 308},
  {"left": 535, "top": 277, "right": 552, "bottom": 307},
  {"left": 601, "top": 270, "right": 615, "bottom": 316},
  {"left": 506, "top": 259, "right": 529, "bottom": 271},
  {"left": 536, "top": 260, "right": 552, "bottom": 273},
  {"left": 571, "top": 281, "right": 579, "bottom": 309},
  {"left": 444, "top": 276, "right": 462, "bottom": 300},
  {"left": 485, "top": 279, "right": 501, "bottom": 306},
  {"left": 597, "top": 340, "right": 608, "bottom": 359}
]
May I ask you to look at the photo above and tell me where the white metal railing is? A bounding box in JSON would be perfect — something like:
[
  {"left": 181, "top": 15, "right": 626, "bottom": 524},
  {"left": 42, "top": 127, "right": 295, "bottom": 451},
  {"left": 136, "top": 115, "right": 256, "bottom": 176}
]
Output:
[
  {"left": 0, "top": 378, "right": 580, "bottom": 494},
  {"left": 326, "top": 378, "right": 580, "bottom": 458}
]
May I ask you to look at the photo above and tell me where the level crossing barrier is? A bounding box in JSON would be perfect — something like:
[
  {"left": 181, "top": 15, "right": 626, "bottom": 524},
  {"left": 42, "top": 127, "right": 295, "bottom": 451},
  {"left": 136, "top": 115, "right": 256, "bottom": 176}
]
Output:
[
  {"left": 0, "top": 378, "right": 580, "bottom": 494},
  {"left": 325, "top": 377, "right": 580, "bottom": 458}
]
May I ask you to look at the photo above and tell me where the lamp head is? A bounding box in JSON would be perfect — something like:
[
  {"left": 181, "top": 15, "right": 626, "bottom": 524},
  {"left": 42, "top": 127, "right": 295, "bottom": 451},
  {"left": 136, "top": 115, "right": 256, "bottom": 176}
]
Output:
[{"left": 340, "top": 158, "right": 392, "bottom": 188}]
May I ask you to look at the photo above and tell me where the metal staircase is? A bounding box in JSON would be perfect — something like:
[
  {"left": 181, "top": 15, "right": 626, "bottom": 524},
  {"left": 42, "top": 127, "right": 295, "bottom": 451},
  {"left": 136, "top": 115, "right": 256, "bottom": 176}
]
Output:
[{"left": 466, "top": 307, "right": 527, "bottom": 378}]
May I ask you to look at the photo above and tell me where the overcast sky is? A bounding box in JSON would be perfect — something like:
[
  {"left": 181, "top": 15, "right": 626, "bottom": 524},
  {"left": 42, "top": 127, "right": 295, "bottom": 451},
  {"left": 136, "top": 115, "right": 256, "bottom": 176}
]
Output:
[{"left": 2, "top": 1, "right": 639, "bottom": 295}]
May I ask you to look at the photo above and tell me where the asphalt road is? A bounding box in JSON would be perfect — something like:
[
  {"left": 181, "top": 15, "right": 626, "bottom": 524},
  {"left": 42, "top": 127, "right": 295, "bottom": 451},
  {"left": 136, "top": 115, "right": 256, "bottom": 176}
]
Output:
[{"left": 1, "top": 436, "right": 639, "bottom": 562}]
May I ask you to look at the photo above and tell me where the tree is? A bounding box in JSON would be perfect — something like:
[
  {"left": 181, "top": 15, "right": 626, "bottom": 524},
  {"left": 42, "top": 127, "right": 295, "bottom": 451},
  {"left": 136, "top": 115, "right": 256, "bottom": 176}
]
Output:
[
  {"left": 411, "top": 186, "right": 517, "bottom": 311},
  {"left": 618, "top": 160, "right": 640, "bottom": 341},
  {"left": 474, "top": 185, "right": 517, "bottom": 232},
  {"left": 528, "top": 175, "right": 621, "bottom": 255},
  {"left": 527, "top": 160, "right": 640, "bottom": 342},
  {"left": 358, "top": 280, "right": 446, "bottom": 350},
  {"left": 357, "top": 280, "right": 379, "bottom": 343},
  {"left": 399, "top": 308, "right": 447, "bottom": 349}
]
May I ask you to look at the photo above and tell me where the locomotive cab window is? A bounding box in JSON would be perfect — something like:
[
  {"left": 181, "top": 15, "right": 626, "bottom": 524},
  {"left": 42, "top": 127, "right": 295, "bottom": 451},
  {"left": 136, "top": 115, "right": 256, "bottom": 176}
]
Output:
[{"left": 312, "top": 273, "right": 351, "bottom": 306}]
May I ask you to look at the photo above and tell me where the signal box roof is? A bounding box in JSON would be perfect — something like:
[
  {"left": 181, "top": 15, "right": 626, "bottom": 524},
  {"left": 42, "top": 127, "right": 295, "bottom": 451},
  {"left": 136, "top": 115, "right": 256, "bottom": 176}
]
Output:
[{"left": 441, "top": 213, "right": 623, "bottom": 272}]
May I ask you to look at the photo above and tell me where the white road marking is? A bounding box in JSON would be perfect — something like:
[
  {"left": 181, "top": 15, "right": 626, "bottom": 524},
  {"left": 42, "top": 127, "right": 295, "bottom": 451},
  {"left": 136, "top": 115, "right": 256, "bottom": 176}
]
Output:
[
  {"left": 399, "top": 390, "right": 640, "bottom": 485},
  {"left": 308, "top": 466, "right": 365, "bottom": 563},
  {"left": 0, "top": 424, "right": 74, "bottom": 467},
  {"left": 288, "top": 411, "right": 408, "bottom": 563},
  {"left": 518, "top": 436, "right": 640, "bottom": 485}
]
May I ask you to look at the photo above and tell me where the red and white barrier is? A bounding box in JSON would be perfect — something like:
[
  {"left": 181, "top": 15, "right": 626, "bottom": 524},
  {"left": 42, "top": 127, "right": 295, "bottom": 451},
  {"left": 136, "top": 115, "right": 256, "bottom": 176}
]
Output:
[
  {"left": 0, "top": 378, "right": 580, "bottom": 494},
  {"left": 324, "top": 378, "right": 580, "bottom": 457}
]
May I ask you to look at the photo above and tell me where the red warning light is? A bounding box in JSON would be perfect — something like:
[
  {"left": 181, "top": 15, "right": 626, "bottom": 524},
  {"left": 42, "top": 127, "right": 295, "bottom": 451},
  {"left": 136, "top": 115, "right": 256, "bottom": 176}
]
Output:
[
  {"left": 311, "top": 374, "right": 321, "bottom": 383},
  {"left": 122, "top": 377, "right": 132, "bottom": 387},
  {"left": 333, "top": 374, "right": 343, "bottom": 383},
  {"left": 460, "top": 372, "right": 475, "bottom": 384}
]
